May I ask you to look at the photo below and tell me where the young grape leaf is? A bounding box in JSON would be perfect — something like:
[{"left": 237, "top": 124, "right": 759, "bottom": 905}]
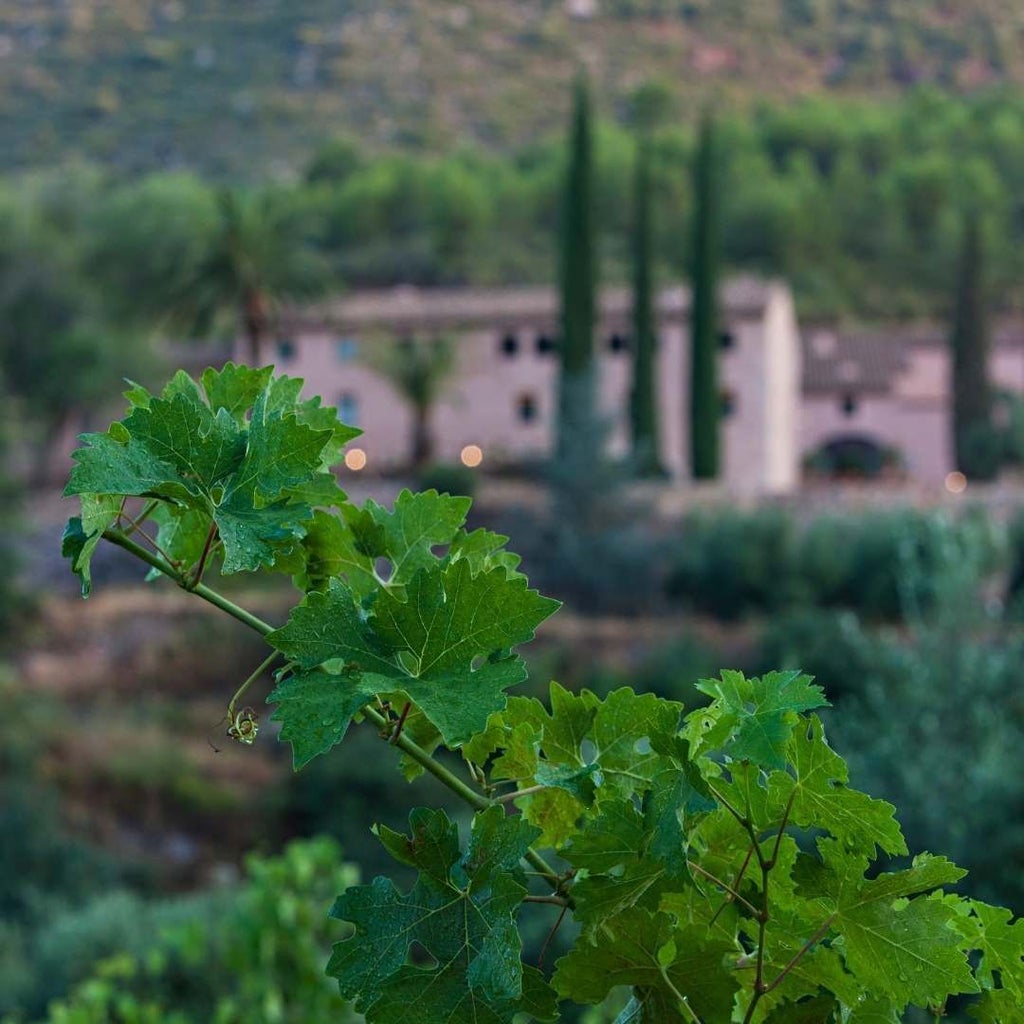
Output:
[
  {"left": 692, "top": 670, "right": 829, "bottom": 769},
  {"left": 200, "top": 363, "right": 274, "bottom": 423},
  {"left": 65, "top": 370, "right": 346, "bottom": 575},
  {"left": 552, "top": 909, "right": 739, "bottom": 1022},
  {"left": 328, "top": 806, "right": 551, "bottom": 1023},
  {"left": 61, "top": 493, "right": 121, "bottom": 596}
]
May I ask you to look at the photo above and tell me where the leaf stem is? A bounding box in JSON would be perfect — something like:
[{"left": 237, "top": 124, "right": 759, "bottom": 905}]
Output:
[
  {"left": 495, "top": 784, "right": 549, "bottom": 804},
  {"left": 657, "top": 963, "right": 704, "bottom": 1024},
  {"left": 687, "top": 860, "right": 762, "bottom": 919},
  {"left": 188, "top": 522, "right": 220, "bottom": 589},
  {"left": 762, "top": 914, "right": 836, "bottom": 995},
  {"left": 102, "top": 529, "right": 277, "bottom": 637},
  {"left": 538, "top": 902, "right": 569, "bottom": 971},
  {"left": 228, "top": 650, "right": 281, "bottom": 719},
  {"left": 706, "top": 782, "right": 749, "bottom": 828},
  {"left": 120, "top": 499, "right": 159, "bottom": 537}
]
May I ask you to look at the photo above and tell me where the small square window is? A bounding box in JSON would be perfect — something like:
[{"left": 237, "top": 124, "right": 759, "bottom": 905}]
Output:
[
  {"left": 535, "top": 334, "right": 556, "bottom": 355},
  {"left": 608, "top": 333, "right": 630, "bottom": 353},
  {"left": 841, "top": 393, "right": 859, "bottom": 417},
  {"left": 517, "top": 393, "right": 538, "bottom": 424},
  {"left": 276, "top": 338, "right": 296, "bottom": 361},
  {"left": 500, "top": 334, "right": 519, "bottom": 357},
  {"left": 338, "top": 392, "right": 359, "bottom": 427},
  {"left": 718, "top": 330, "right": 736, "bottom": 350},
  {"left": 335, "top": 337, "right": 359, "bottom": 362}
]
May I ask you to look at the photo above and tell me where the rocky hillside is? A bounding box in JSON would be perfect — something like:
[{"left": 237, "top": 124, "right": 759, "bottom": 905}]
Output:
[{"left": 2, "top": 0, "right": 1023, "bottom": 176}]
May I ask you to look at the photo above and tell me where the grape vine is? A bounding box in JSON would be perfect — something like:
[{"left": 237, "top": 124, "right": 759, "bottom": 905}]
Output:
[{"left": 63, "top": 366, "right": 1024, "bottom": 1022}]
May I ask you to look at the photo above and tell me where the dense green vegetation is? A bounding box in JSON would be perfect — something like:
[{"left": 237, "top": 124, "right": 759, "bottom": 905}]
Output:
[
  {"left": 8, "top": 84, "right": 1024, "bottom": 450},
  {"left": 3, "top": 0, "right": 1024, "bottom": 177},
  {"left": 48, "top": 365, "right": 1024, "bottom": 1022}
]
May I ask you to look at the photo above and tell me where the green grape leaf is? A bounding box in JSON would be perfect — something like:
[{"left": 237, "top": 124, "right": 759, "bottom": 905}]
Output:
[
  {"left": 970, "top": 988, "right": 1024, "bottom": 1024},
  {"left": 267, "top": 564, "right": 559, "bottom": 758},
  {"left": 844, "top": 998, "right": 902, "bottom": 1023},
  {"left": 448, "top": 527, "right": 524, "bottom": 577},
  {"left": 552, "top": 909, "right": 739, "bottom": 1022},
  {"left": 768, "top": 716, "right": 906, "bottom": 858},
  {"left": 328, "top": 807, "right": 549, "bottom": 1023},
  {"left": 61, "top": 493, "right": 121, "bottom": 596},
  {"left": 200, "top": 362, "right": 274, "bottom": 423},
  {"left": 796, "top": 843, "right": 976, "bottom": 1008},
  {"left": 966, "top": 901, "right": 1024, "bottom": 998},
  {"left": 570, "top": 862, "right": 668, "bottom": 931},
  {"left": 533, "top": 760, "right": 600, "bottom": 803},
  {"left": 365, "top": 489, "right": 472, "bottom": 586},
  {"left": 291, "top": 508, "right": 378, "bottom": 597},
  {"left": 693, "top": 670, "right": 828, "bottom": 769},
  {"left": 65, "top": 370, "right": 343, "bottom": 576},
  {"left": 267, "top": 667, "right": 381, "bottom": 769},
  {"left": 566, "top": 798, "right": 648, "bottom": 872},
  {"left": 590, "top": 689, "right": 685, "bottom": 795}
]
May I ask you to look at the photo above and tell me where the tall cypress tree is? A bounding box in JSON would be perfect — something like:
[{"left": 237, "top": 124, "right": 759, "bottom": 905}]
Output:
[
  {"left": 689, "top": 113, "right": 722, "bottom": 480},
  {"left": 630, "top": 132, "right": 663, "bottom": 476},
  {"left": 556, "top": 74, "right": 597, "bottom": 468},
  {"left": 951, "top": 211, "right": 997, "bottom": 479}
]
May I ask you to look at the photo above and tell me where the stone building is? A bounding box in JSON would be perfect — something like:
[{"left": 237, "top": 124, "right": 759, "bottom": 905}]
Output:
[
  {"left": 246, "top": 277, "right": 802, "bottom": 494},
  {"left": 237, "top": 281, "right": 1024, "bottom": 492},
  {"left": 802, "top": 321, "right": 1024, "bottom": 483}
]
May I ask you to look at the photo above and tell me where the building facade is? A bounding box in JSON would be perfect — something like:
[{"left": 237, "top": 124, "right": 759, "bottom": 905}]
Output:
[
  {"left": 247, "top": 278, "right": 802, "bottom": 494},
  {"left": 237, "top": 282, "right": 1024, "bottom": 492}
]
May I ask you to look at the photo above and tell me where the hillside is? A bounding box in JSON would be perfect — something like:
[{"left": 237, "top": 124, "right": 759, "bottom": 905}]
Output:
[{"left": 2, "top": 0, "right": 1024, "bottom": 178}]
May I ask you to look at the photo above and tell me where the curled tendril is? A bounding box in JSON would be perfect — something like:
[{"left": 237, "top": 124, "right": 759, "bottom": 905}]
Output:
[{"left": 227, "top": 706, "right": 259, "bottom": 745}]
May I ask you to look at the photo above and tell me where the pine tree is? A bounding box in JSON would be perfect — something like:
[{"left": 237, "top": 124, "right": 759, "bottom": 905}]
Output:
[
  {"left": 951, "top": 212, "right": 997, "bottom": 479},
  {"left": 689, "top": 113, "right": 722, "bottom": 480},
  {"left": 629, "top": 133, "right": 663, "bottom": 476},
  {"left": 556, "top": 75, "right": 598, "bottom": 468}
]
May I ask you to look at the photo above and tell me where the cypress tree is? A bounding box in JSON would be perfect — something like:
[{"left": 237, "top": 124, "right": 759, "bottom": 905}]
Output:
[
  {"left": 951, "top": 212, "right": 997, "bottom": 479},
  {"left": 689, "top": 113, "right": 722, "bottom": 480},
  {"left": 630, "top": 133, "right": 663, "bottom": 476},
  {"left": 556, "top": 74, "right": 597, "bottom": 468}
]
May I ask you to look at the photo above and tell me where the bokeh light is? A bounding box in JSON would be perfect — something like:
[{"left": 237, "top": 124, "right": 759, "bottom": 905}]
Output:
[
  {"left": 945, "top": 471, "right": 967, "bottom": 494},
  {"left": 460, "top": 444, "right": 483, "bottom": 468}
]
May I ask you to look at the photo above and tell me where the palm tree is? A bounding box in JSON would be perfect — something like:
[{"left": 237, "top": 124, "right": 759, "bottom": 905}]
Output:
[
  {"left": 88, "top": 178, "right": 326, "bottom": 363},
  {"left": 363, "top": 336, "right": 456, "bottom": 469}
]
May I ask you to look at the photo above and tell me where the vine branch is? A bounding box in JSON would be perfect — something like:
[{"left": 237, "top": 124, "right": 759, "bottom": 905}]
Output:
[{"left": 100, "top": 525, "right": 568, "bottom": 897}]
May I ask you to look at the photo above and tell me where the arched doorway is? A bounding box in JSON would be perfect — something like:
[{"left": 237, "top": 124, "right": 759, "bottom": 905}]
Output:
[{"left": 805, "top": 435, "right": 900, "bottom": 479}]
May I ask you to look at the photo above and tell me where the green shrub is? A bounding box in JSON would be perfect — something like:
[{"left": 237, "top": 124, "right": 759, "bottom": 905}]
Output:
[
  {"left": 666, "top": 506, "right": 1006, "bottom": 622},
  {"left": 36, "top": 840, "right": 362, "bottom": 1024},
  {"left": 664, "top": 508, "right": 800, "bottom": 619},
  {"left": 416, "top": 462, "right": 476, "bottom": 498}
]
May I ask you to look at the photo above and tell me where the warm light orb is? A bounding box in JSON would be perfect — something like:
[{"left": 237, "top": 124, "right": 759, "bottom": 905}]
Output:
[
  {"left": 344, "top": 448, "right": 367, "bottom": 471},
  {"left": 460, "top": 444, "right": 483, "bottom": 468},
  {"left": 945, "top": 471, "right": 967, "bottom": 494}
]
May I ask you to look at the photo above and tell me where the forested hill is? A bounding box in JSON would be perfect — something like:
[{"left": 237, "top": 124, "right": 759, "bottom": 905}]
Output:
[{"left": 2, "top": 0, "right": 1023, "bottom": 177}]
